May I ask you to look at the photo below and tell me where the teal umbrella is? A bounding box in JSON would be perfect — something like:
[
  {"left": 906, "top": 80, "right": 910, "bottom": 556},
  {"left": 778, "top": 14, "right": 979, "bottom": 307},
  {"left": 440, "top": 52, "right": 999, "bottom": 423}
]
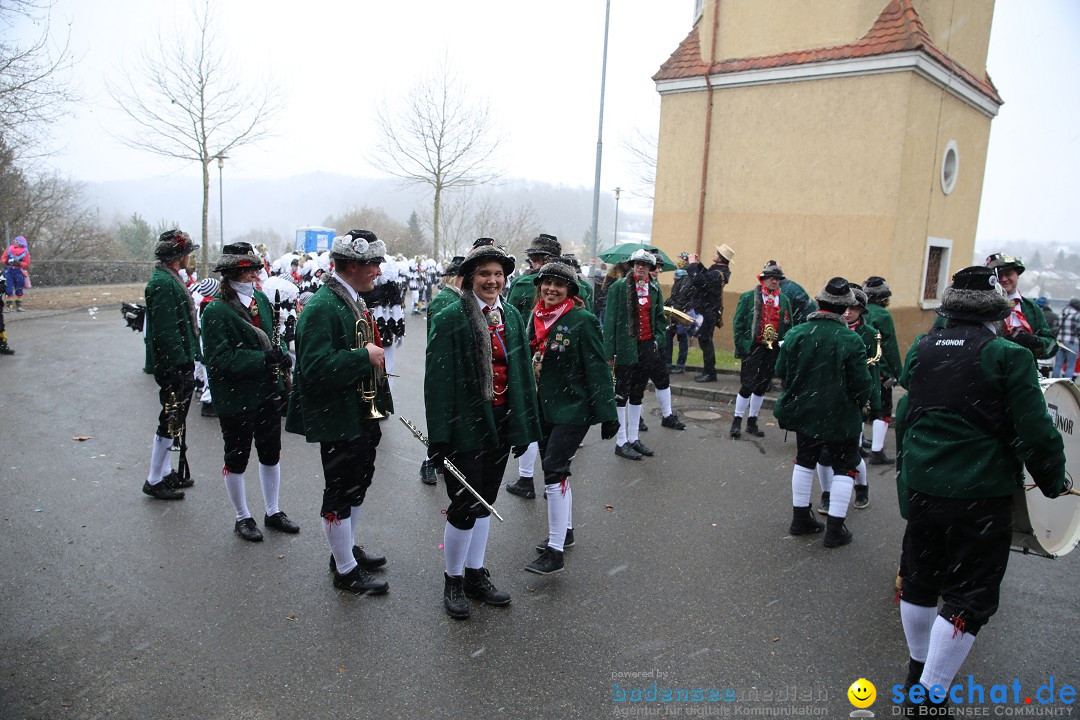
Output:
[{"left": 597, "top": 243, "right": 676, "bottom": 272}]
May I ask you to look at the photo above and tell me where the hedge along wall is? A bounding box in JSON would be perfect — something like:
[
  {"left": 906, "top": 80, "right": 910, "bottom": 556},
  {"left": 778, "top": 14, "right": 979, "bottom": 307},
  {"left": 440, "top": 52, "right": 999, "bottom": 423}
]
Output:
[{"left": 28, "top": 261, "right": 156, "bottom": 287}]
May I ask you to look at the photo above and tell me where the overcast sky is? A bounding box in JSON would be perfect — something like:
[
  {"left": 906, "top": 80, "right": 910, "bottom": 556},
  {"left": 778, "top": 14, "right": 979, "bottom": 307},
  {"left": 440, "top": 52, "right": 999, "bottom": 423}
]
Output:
[{"left": 14, "top": 0, "right": 1080, "bottom": 247}]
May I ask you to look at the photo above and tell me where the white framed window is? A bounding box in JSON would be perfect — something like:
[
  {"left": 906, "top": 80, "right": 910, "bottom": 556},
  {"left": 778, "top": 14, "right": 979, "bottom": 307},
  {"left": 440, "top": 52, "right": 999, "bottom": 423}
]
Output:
[
  {"left": 694, "top": 0, "right": 704, "bottom": 22},
  {"left": 941, "top": 140, "right": 959, "bottom": 195},
  {"left": 920, "top": 237, "right": 953, "bottom": 309}
]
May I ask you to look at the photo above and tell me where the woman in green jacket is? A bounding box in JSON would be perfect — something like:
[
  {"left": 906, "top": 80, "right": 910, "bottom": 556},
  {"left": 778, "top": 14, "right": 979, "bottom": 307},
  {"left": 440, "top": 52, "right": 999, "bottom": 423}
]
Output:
[
  {"left": 202, "top": 243, "right": 298, "bottom": 543},
  {"left": 523, "top": 262, "right": 618, "bottom": 576},
  {"left": 425, "top": 243, "right": 541, "bottom": 619}
]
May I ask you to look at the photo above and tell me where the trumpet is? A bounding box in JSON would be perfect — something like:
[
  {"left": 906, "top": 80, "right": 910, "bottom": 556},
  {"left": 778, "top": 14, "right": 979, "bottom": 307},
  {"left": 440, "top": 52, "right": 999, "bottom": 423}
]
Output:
[
  {"left": 867, "top": 331, "right": 882, "bottom": 367},
  {"left": 355, "top": 316, "right": 386, "bottom": 420},
  {"left": 164, "top": 387, "right": 184, "bottom": 451},
  {"left": 762, "top": 324, "right": 778, "bottom": 350}
]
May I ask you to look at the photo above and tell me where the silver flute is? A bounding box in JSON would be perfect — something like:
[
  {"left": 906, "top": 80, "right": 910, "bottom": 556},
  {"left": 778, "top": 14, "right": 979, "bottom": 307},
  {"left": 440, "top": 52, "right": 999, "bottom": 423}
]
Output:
[{"left": 399, "top": 416, "right": 505, "bottom": 523}]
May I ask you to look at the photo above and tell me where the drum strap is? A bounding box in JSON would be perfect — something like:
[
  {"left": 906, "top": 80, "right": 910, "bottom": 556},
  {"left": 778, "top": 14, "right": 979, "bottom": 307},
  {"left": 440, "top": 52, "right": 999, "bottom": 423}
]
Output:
[{"left": 906, "top": 323, "right": 1008, "bottom": 437}]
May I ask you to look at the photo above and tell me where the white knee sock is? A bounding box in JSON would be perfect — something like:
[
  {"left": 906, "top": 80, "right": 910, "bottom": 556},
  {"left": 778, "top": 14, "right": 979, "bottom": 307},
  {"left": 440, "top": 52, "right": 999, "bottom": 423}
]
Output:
[
  {"left": 147, "top": 434, "right": 172, "bottom": 484},
  {"left": 748, "top": 393, "right": 764, "bottom": 418},
  {"left": 465, "top": 516, "right": 490, "bottom": 570},
  {"left": 259, "top": 463, "right": 281, "bottom": 517},
  {"left": 443, "top": 522, "right": 471, "bottom": 577},
  {"left": 518, "top": 441, "right": 538, "bottom": 477},
  {"left": 855, "top": 459, "right": 868, "bottom": 487},
  {"left": 828, "top": 474, "right": 854, "bottom": 519},
  {"left": 627, "top": 403, "right": 642, "bottom": 443},
  {"left": 224, "top": 471, "right": 251, "bottom": 521},
  {"left": 900, "top": 601, "right": 939, "bottom": 663},
  {"left": 791, "top": 465, "right": 814, "bottom": 506},
  {"left": 656, "top": 387, "right": 673, "bottom": 417},
  {"left": 872, "top": 419, "right": 888, "bottom": 452},
  {"left": 734, "top": 394, "right": 750, "bottom": 418},
  {"left": 921, "top": 616, "right": 977, "bottom": 691},
  {"left": 616, "top": 405, "right": 629, "bottom": 446},
  {"left": 565, "top": 483, "right": 574, "bottom": 530},
  {"left": 546, "top": 481, "right": 571, "bottom": 551},
  {"left": 324, "top": 517, "right": 356, "bottom": 575},
  {"left": 815, "top": 463, "right": 833, "bottom": 495}
]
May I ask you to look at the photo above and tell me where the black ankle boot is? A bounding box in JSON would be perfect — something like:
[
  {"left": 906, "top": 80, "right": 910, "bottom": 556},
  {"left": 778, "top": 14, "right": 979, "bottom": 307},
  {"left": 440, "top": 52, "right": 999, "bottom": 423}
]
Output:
[
  {"left": 443, "top": 573, "right": 470, "bottom": 619},
  {"left": 788, "top": 505, "right": 824, "bottom": 535},
  {"left": 904, "top": 658, "right": 925, "bottom": 691},
  {"left": 463, "top": 566, "right": 510, "bottom": 606},
  {"left": 817, "top": 492, "right": 830, "bottom": 515},
  {"left": 729, "top": 416, "right": 742, "bottom": 439},
  {"left": 506, "top": 476, "right": 536, "bottom": 499},
  {"left": 823, "top": 515, "right": 853, "bottom": 548},
  {"left": 745, "top": 417, "right": 765, "bottom": 437}
]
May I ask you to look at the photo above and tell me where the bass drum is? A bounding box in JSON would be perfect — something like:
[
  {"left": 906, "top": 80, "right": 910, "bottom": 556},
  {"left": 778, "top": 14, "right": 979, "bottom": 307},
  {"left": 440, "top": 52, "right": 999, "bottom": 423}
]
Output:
[{"left": 1013, "top": 378, "right": 1080, "bottom": 557}]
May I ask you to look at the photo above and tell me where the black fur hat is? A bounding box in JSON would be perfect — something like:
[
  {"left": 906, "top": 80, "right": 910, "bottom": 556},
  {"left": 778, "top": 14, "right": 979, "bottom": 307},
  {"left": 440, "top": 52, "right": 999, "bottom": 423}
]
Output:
[
  {"left": 863, "top": 276, "right": 892, "bottom": 300},
  {"left": 533, "top": 261, "right": 579, "bottom": 296},
  {"left": 213, "top": 242, "right": 262, "bottom": 273},
  {"left": 154, "top": 229, "right": 198, "bottom": 262},
  {"left": 459, "top": 244, "right": 515, "bottom": 280},
  {"left": 525, "top": 233, "right": 561, "bottom": 259},
  {"left": 937, "top": 266, "right": 1010, "bottom": 322},
  {"left": 815, "top": 277, "right": 857, "bottom": 309}
]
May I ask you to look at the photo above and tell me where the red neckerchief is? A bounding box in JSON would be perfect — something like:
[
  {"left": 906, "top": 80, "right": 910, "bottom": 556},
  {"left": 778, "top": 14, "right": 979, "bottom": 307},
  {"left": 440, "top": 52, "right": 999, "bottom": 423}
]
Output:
[
  {"left": 531, "top": 297, "right": 575, "bottom": 354},
  {"left": 1008, "top": 296, "right": 1032, "bottom": 333}
]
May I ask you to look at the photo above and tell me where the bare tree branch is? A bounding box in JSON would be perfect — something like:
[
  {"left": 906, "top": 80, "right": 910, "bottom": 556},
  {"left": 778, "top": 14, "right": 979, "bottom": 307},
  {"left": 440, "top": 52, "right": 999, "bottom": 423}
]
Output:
[
  {"left": 371, "top": 57, "right": 501, "bottom": 258},
  {"left": 621, "top": 127, "right": 658, "bottom": 202},
  {"left": 106, "top": 0, "right": 282, "bottom": 274}
]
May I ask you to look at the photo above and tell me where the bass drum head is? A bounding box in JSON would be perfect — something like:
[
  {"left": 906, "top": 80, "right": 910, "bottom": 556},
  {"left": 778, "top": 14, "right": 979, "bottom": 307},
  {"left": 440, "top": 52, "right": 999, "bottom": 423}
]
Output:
[{"left": 1015, "top": 379, "right": 1080, "bottom": 557}]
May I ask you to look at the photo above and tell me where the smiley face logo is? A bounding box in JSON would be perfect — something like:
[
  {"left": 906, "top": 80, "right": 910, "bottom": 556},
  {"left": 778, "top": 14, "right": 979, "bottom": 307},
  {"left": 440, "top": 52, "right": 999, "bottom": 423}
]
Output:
[{"left": 847, "top": 678, "right": 876, "bottom": 708}]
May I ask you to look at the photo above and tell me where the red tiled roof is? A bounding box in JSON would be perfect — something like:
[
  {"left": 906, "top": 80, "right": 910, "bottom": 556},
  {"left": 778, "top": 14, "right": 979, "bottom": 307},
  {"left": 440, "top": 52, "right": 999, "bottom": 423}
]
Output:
[{"left": 653, "top": 0, "right": 1001, "bottom": 105}]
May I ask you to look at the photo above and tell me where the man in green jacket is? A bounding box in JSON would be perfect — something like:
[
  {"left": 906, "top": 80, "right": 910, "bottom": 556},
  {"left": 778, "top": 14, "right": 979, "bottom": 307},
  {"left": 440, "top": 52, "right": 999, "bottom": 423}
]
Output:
[
  {"left": 504, "top": 233, "right": 560, "bottom": 499},
  {"left": 285, "top": 229, "right": 392, "bottom": 596},
  {"left": 603, "top": 249, "right": 665, "bottom": 460},
  {"left": 426, "top": 243, "right": 542, "bottom": 618},
  {"left": 418, "top": 255, "right": 464, "bottom": 486},
  {"left": 142, "top": 229, "right": 200, "bottom": 501},
  {"left": 893, "top": 266, "right": 1069, "bottom": 710},
  {"left": 730, "top": 261, "right": 793, "bottom": 439},
  {"left": 202, "top": 242, "right": 299, "bottom": 543},
  {"left": 986, "top": 252, "right": 1058, "bottom": 360},
  {"left": 861, "top": 276, "right": 903, "bottom": 465},
  {"left": 774, "top": 278, "right": 873, "bottom": 548}
]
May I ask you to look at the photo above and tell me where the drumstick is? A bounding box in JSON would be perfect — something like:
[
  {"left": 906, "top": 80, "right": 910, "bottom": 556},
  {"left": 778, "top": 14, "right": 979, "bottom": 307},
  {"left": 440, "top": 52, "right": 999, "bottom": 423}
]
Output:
[{"left": 1024, "top": 483, "right": 1080, "bottom": 497}]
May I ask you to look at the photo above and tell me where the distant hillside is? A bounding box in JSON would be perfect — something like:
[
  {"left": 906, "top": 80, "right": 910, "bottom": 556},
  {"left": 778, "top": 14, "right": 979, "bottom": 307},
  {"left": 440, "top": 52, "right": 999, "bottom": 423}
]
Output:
[{"left": 81, "top": 173, "right": 653, "bottom": 257}]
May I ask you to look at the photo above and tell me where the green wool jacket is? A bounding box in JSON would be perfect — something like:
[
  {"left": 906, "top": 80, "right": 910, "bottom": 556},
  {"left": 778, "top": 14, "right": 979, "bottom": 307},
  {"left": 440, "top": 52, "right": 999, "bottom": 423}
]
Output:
[
  {"left": 773, "top": 314, "right": 874, "bottom": 441},
  {"left": 931, "top": 295, "right": 1058, "bottom": 360},
  {"left": 894, "top": 330, "right": 1065, "bottom": 507},
  {"left": 864, "top": 303, "right": 903, "bottom": 380},
  {"left": 201, "top": 290, "right": 287, "bottom": 416},
  {"left": 534, "top": 306, "right": 617, "bottom": 427},
  {"left": 285, "top": 284, "right": 393, "bottom": 443},
  {"left": 426, "top": 286, "right": 462, "bottom": 334},
  {"left": 577, "top": 278, "right": 594, "bottom": 313},
  {"left": 425, "top": 298, "right": 541, "bottom": 452},
  {"left": 603, "top": 276, "right": 665, "bottom": 366},
  {"left": 732, "top": 288, "right": 793, "bottom": 359},
  {"left": 506, "top": 270, "right": 540, "bottom": 319},
  {"left": 854, "top": 319, "right": 883, "bottom": 414},
  {"left": 144, "top": 266, "right": 199, "bottom": 373}
]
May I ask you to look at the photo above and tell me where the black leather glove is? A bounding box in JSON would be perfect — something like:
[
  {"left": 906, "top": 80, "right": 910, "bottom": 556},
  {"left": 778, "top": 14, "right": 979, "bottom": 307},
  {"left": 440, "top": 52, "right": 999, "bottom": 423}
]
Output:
[
  {"left": 512, "top": 445, "right": 529, "bottom": 458},
  {"left": 601, "top": 420, "right": 620, "bottom": 440},
  {"left": 1010, "top": 330, "right": 1044, "bottom": 357},
  {"left": 265, "top": 346, "right": 288, "bottom": 368},
  {"left": 278, "top": 352, "right": 293, "bottom": 371},
  {"left": 1043, "top": 476, "right": 1074, "bottom": 499},
  {"left": 882, "top": 376, "right": 898, "bottom": 389},
  {"left": 429, "top": 442, "right": 450, "bottom": 470}
]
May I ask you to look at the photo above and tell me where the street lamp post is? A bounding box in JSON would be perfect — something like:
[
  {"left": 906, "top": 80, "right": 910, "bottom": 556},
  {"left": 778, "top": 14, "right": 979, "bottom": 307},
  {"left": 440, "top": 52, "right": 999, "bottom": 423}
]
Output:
[
  {"left": 613, "top": 187, "right": 621, "bottom": 248},
  {"left": 214, "top": 153, "right": 228, "bottom": 251}
]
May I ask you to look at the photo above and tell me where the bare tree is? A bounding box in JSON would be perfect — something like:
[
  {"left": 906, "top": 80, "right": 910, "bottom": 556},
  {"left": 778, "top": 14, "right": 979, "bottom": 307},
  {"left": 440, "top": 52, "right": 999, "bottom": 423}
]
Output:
[
  {"left": 621, "top": 127, "right": 658, "bottom": 202},
  {"left": 107, "top": 0, "right": 280, "bottom": 275},
  {"left": 372, "top": 58, "right": 501, "bottom": 259},
  {"left": 421, "top": 189, "right": 539, "bottom": 260},
  {"left": 0, "top": 0, "right": 77, "bottom": 156}
]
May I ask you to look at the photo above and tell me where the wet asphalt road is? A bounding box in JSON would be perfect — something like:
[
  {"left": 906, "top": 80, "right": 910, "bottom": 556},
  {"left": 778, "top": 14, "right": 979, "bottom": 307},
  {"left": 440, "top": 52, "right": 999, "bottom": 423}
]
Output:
[{"left": 0, "top": 307, "right": 1077, "bottom": 720}]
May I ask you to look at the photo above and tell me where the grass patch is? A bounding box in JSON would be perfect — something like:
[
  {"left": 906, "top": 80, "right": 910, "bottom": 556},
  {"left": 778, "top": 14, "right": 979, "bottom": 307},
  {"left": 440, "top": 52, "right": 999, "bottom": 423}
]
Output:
[{"left": 672, "top": 345, "right": 740, "bottom": 371}]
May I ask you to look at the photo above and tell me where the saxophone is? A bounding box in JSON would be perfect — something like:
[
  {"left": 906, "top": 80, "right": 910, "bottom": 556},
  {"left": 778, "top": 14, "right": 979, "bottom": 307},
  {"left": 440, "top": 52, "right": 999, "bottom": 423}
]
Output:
[{"left": 867, "top": 332, "right": 882, "bottom": 366}]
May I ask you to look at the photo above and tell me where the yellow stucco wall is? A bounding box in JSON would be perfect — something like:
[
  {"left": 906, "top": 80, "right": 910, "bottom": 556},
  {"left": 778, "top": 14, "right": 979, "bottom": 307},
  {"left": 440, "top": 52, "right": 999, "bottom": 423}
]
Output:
[
  {"left": 915, "top": 0, "right": 994, "bottom": 79},
  {"left": 701, "top": 0, "right": 888, "bottom": 63}
]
